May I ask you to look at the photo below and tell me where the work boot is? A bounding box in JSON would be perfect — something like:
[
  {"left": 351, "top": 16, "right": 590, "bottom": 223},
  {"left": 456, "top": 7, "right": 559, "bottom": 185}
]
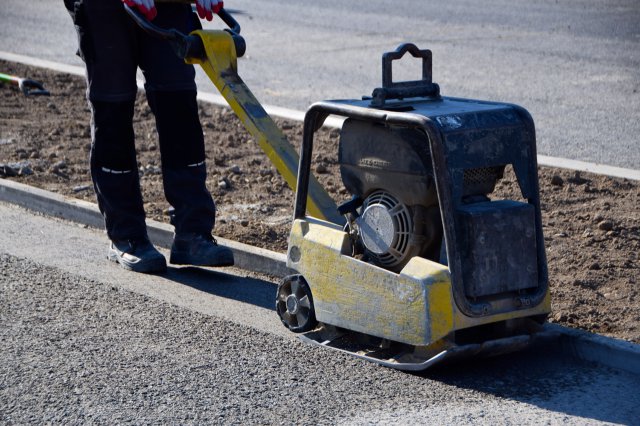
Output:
[
  {"left": 108, "top": 238, "right": 167, "bottom": 273},
  {"left": 170, "top": 233, "right": 235, "bottom": 267}
]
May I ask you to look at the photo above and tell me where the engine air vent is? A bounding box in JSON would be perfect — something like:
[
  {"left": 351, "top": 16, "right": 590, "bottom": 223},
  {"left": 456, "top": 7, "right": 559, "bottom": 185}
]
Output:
[{"left": 357, "top": 191, "right": 413, "bottom": 269}]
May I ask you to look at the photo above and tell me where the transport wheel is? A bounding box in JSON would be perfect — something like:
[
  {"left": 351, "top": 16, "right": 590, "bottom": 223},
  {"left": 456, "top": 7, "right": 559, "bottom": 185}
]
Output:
[{"left": 276, "top": 274, "right": 318, "bottom": 333}]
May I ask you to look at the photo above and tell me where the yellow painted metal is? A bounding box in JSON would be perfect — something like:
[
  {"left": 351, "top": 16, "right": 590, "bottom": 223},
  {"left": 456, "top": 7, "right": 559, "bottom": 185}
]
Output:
[
  {"left": 185, "top": 30, "right": 341, "bottom": 223},
  {"left": 288, "top": 218, "right": 447, "bottom": 345},
  {"left": 288, "top": 218, "right": 551, "bottom": 346}
]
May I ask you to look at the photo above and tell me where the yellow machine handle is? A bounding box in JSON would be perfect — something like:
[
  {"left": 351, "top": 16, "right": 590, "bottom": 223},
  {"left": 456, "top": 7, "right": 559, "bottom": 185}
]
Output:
[
  {"left": 186, "top": 30, "right": 342, "bottom": 223},
  {"left": 134, "top": 1, "right": 342, "bottom": 223}
]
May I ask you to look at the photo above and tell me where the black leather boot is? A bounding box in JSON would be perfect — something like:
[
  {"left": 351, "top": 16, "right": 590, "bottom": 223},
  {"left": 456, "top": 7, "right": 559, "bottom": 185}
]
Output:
[
  {"left": 108, "top": 237, "right": 167, "bottom": 273},
  {"left": 170, "top": 233, "right": 234, "bottom": 267}
]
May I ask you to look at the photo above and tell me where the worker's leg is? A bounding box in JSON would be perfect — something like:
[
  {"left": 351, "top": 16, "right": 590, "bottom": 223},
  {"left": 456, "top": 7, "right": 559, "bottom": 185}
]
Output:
[
  {"left": 140, "top": 4, "right": 215, "bottom": 235},
  {"left": 66, "top": 0, "right": 165, "bottom": 272},
  {"left": 144, "top": 89, "right": 216, "bottom": 235},
  {"left": 90, "top": 100, "right": 146, "bottom": 240},
  {"left": 140, "top": 4, "right": 233, "bottom": 266}
]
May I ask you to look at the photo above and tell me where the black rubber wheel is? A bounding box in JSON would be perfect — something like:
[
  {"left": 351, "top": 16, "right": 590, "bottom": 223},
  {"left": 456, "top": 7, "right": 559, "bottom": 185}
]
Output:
[{"left": 276, "top": 274, "right": 318, "bottom": 333}]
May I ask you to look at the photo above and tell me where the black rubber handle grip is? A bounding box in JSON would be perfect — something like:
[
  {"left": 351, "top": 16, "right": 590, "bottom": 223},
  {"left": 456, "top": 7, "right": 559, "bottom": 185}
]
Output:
[{"left": 123, "top": 3, "right": 245, "bottom": 58}]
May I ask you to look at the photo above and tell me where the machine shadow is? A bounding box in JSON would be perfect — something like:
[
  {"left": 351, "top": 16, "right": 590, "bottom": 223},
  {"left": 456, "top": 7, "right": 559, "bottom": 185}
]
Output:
[
  {"left": 161, "top": 265, "right": 277, "bottom": 311},
  {"left": 152, "top": 267, "right": 637, "bottom": 424},
  {"left": 421, "top": 344, "right": 636, "bottom": 424}
]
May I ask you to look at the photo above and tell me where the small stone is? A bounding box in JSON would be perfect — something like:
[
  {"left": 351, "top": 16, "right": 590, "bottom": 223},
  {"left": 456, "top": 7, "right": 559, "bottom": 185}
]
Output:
[
  {"left": 593, "top": 213, "right": 604, "bottom": 222},
  {"left": 17, "top": 151, "right": 28, "bottom": 160},
  {"left": 597, "top": 220, "right": 613, "bottom": 231},
  {"left": 553, "top": 312, "right": 567, "bottom": 322},
  {"left": 553, "top": 232, "right": 568, "bottom": 238},
  {"left": 148, "top": 144, "right": 157, "bottom": 151},
  {"left": 53, "top": 160, "right": 67, "bottom": 169},
  {"left": 229, "top": 165, "right": 241, "bottom": 174},
  {"left": 550, "top": 175, "right": 564, "bottom": 186},
  {"left": 589, "top": 262, "right": 601, "bottom": 270},
  {"left": 315, "top": 164, "right": 328, "bottom": 174},
  {"left": 568, "top": 171, "right": 588, "bottom": 185},
  {"left": 218, "top": 178, "right": 230, "bottom": 190},
  {"left": 29, "top": 151, "right": 40, "bottom": 159},
  {"left": 581, "top": 230, "right": 593, "bottom": 238},
  {"left": 240, "top": 219, "right": 249, "bottom": 227},
  {"left": 47, "top": 102, "right": 57, "bottom": 110},
  {"left": 72, "top": 185, "right": 91, "bottom": 193},
  {"left": 144, "top": 164, "right": 161, "bottom": 174},
  {"left": 267, "top": 229, "right": 278, "bottom": 240},
  {"left": 281, "top": 122, "right": 293, "bottom": 130}
]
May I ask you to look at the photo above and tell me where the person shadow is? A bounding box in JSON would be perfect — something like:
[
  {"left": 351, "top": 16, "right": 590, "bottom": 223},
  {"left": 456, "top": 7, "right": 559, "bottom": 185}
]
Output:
[{"left": 161, "top": 264, "right": 277, "bottom": 311}]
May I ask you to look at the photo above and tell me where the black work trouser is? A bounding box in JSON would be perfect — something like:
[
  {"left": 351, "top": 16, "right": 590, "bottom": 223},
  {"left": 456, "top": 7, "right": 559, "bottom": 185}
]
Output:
[{"left": 65, "top": 0, "right": 215, "bottom": 241}]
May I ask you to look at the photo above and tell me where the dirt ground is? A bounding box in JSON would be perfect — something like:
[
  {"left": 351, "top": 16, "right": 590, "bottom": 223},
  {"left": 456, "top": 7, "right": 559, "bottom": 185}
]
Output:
[{"left": 1, "top": 60, "right": 638, "bottom": 344}]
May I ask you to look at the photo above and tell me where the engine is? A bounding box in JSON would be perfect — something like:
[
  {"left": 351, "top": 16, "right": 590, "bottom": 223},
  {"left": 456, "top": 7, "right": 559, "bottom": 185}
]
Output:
[
  {"left": 338, "top": 119, "right": 440, "bottom": 271},
  {"left": 338, "top": 118, "right": 503, "bottom": 272}
]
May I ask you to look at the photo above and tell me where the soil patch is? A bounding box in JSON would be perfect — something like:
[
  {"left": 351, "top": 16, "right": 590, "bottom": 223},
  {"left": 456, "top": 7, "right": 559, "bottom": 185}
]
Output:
[{"left": 1, "top": 60, "right": 638, "bottom": 343}]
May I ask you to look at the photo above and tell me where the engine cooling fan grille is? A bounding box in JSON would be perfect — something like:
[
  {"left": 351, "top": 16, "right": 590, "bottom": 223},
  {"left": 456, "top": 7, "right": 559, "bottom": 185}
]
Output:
[{"left": 357, "top": 191, "right": 413, "bottom": 269}]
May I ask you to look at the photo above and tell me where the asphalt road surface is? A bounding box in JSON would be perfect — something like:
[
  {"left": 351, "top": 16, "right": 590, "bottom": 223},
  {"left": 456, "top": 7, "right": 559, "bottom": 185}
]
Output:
[
  {"left": 1, "top": 202, "right": 640, "bottom": 424},
  {"left": 0, "top": 0, "right": 639, "bottom": 169}
]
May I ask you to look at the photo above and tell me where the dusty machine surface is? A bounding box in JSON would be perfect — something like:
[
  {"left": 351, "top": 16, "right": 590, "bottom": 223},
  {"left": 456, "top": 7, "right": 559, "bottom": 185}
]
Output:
[{"left": 276, "top": 44, "right": 555, "bottom": 370}]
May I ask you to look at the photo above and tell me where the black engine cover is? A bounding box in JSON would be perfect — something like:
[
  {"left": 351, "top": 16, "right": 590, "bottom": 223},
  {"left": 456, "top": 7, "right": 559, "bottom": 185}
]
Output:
[{"left": 339, "top": 119, "right": 438, "bottom": 206}]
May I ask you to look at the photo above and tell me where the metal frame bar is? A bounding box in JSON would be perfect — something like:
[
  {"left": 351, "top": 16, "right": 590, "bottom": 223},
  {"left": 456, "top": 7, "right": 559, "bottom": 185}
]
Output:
[{"left": 296, "top": 101, "right": 548, "bottom": 318}]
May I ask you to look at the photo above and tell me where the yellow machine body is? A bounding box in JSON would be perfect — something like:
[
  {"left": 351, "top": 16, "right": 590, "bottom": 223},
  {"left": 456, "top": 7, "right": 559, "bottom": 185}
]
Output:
[{"left": 287, "top": 217, "right": 550, "bottom": 349}]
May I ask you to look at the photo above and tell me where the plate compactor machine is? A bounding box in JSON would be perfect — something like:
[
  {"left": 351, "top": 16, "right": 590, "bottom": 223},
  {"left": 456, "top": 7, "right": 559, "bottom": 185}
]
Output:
[
  {"left": 276, "top": 45, "right": 555, "bottom": 370},
  {"left": 126, "top": 3, "right": 554, "bottom": 371}
]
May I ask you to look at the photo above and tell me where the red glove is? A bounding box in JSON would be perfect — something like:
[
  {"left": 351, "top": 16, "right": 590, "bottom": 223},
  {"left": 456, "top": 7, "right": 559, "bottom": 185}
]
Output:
[
  {"left": 122, "top": 0, "right": 157, "bottom": 21},
  {"left": 196, "top": 0, "right": 223, "bottom": 21}
]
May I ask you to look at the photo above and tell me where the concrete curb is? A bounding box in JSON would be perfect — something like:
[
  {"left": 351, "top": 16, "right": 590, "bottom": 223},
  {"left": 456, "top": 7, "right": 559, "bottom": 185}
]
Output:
[
  {"left": 545, "top": 323, "right": 640, "bottom": 376},
  {"left": 2, "top": 178, "right": 639, "bottom": 376},
  {"left": 0, "top": 178, "right": 291, "bottom": 278}
]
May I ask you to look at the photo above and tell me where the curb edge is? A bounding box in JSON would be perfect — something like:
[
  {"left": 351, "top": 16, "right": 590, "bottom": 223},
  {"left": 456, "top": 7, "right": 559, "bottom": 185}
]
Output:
[
  {"left": 1, "top": 178, "right": 638, "bottom": 376},
  {"left": 0, "top": 178, "right": 291, "bottom": 278}
]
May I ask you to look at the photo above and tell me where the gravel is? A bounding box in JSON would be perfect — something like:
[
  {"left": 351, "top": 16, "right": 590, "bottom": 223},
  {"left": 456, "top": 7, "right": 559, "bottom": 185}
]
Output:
[{"left": 2, "top": 252, "right": 639, "bottom": 425}]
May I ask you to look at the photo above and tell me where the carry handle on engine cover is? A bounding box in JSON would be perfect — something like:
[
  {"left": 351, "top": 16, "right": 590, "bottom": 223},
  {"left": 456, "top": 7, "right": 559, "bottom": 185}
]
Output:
[
  {"left": 124, "top": 1, "right": 342, "bottom": 224},
  {"left": 371, "top": 43, "right": 440, "bottom": 107}
]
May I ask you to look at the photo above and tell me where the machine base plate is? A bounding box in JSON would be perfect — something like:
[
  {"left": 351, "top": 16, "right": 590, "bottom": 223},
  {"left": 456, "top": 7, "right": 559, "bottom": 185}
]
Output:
[{"left": 299, "top": 323, "right": 560, "bottom": 371}]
